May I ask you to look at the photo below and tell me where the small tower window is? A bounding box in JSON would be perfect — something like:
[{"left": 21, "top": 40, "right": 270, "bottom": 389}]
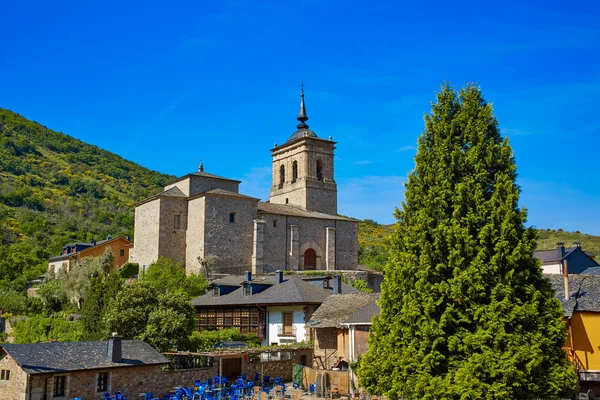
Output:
[
  {"left": 292, "top": 161, "right": 298, "bottom": 183},
  {"left": 273, "top": 219, "right": 278, "bottom": 228},
  {"left": 285, "top": 198, "right": 289, "bottom": 204},
  {"left": 174, "top": 214, "right": 181, "bottom": 229},
  {"left": 279, "top": 165, "right": 285, "bottom": 188},
  {"left": 316, "top": 160, "right": 323, "bottom": 181},
  {"left": 229, "top": 212, "right": 236, "bottom": 223}
]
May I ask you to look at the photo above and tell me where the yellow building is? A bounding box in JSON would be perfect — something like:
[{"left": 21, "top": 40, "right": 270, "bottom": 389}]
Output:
[{"left": 549, "top": 274, "right": 600, "bottom": 392}]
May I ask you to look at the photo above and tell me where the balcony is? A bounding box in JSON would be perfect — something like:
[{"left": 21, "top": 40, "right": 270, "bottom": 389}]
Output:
[{"left": 277, "top": 324, "right": 297, "bottom": 337}]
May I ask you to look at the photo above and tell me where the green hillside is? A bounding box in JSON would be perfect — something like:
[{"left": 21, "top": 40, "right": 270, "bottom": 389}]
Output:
[
  {"left": 0, "top": 108, "right": 173, "bottom": 289},
  {"left": 358, "top": 221, "right": 600, "bottom": 271}
]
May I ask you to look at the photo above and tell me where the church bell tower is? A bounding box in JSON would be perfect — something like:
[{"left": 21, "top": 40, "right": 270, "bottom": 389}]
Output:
[{"left": 269, "top": 89, "right": 337, "bottom": 215}]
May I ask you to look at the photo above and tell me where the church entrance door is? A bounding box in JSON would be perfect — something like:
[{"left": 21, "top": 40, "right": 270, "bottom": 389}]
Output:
[{"left": 304, "top": 248, "right": 316, "bottom": 270}]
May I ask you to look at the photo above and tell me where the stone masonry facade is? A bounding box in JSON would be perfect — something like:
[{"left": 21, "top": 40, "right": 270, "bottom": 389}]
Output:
[{"left": 132, "top": 92, "right": 358, "bottom": 274}]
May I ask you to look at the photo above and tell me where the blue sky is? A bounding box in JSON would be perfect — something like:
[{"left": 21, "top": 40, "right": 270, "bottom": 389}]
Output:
[{"left": 2, "top": 0, "right": 600, "bottom": 234}]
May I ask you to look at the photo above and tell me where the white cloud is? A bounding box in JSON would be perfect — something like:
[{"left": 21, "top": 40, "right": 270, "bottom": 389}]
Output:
[
  {"left": 397, "top": 145, "right": 416, "bottom": 152},
  {"left": 353, "top": 160, "right": 373, "bottom": 165}
]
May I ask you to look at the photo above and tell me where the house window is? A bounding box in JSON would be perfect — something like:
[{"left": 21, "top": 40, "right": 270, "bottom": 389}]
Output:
[
  {"left": 119, "top": 249, "right": 125, "bottom": 257},
  {"left": 244, "top": 285, "right": 251, "bottom": 296},
  {"left": 174, "top": 214, "right": 181, "bottom": 229},
  {"left": 273, "top": 219, "right": 278, "bottom": 228},
  {"left": 283, "top": 312, "right": 293, "bottom": 335},
  {"left": 292, "top": 161, "right": 298, "bottom": 183},
  {"left": 213, "top": 287, "right": 219, "bottom": 297},
  {"left": 97, "top": 372, "right": 109, "bottom": 392},
  {"left": 53, "top": 376, "right": 66, "bottom": 397},
  {"left": 229, "top": 212, "right": 236, "bottom": 223},
  {"left": 0, "top": 369, "right": 10, "bottom": 380}
]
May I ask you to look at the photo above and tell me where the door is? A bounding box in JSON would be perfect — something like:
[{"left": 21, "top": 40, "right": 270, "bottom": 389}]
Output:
[
  {"left": 304, "top": 248, "right": 316, "bottom": 270},
  {"left": 221, "top": 357, "right": 242, "bottom": 381}
]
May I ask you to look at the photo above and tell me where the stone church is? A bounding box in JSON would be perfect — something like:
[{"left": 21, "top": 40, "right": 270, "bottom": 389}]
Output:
[{"left": 131, "top": 90, "right": 358, "bottom": 275}]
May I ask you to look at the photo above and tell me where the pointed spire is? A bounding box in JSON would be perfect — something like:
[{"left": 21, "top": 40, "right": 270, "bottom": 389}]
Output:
[
  {"left": 198, "top": 160, "right": 204, "bottom": 172},
  {"left": 296, "top": 83, "right": 309, "bottom": 129}
]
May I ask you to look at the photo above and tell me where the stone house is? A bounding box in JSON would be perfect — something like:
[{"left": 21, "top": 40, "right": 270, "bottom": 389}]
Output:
[
  {"left": 48, "top": 236, "right": 132, "bottom": 273},
  {"left": 191, "top": 271, "right": 360, "bottom": 346},
  {"left": 0, "top": 336, "right": 169, "bottom": 400},
  {"left": 306, "top": 293, "right": 379, "bottom": 369},
  {"left": 131, "top": 90, "right": 359, "bottom": 275},
  {"left": 534, "top": 242, "right": 599, "bottom": 275}
]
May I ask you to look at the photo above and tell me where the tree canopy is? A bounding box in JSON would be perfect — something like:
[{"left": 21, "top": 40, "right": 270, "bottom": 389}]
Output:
[{"left": 358, "top": 84, "right": 577, "bottom": 399}]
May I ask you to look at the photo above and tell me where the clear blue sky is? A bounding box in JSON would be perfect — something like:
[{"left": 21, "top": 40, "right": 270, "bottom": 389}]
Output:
[{"left": 2, "top": 1, "right": 599, "bottom": 234}]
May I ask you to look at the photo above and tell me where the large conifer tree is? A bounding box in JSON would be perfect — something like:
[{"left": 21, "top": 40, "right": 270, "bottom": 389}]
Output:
[{"left": 358, "top": 84, "right": 577, "bottom": 399}]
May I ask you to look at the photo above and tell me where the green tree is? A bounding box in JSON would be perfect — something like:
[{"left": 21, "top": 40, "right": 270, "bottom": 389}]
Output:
[
  {"left": 140, "top": 292, "right": 195, "bottom": 352},
  {"left": 141, "top": 257, "right": 208, "bottom": 299},
  {"left": 358, "top": 84, "right": 577, "bottom": 399},
  {"left": 80, "top": 272, "right": 123, "bottom": 340},
  {"left": 103, "top": 280, "right": 196, "bottom": 350}
]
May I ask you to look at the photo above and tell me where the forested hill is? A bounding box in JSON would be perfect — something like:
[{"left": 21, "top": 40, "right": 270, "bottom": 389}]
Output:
[
  {"left": 358, "top": 220, "right": 600, "bottom": 271},
  {"left": 0, "top": 108, "right": 174, "bottom": 289}
]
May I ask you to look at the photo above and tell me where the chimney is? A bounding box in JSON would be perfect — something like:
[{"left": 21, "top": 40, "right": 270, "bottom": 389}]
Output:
[
  {"left": 107, "top": 234, "right": 112, "bottom": 240},
  {"left": 556, "top": 242, "right": 565, "bottom": 257},
  {"left": 91, "top": 239, "right": 96, "bottom": 246},
  {"left": 572, "top": 242, "right": 582, "bottom": 248},
  {"left": 276, "top": 270, "right": 283, "bottom": 284},
  {"left": 563, "top": 259, "right": 569, "bottom": 301},
  {"left": 107, "top": 332, "right": 122, "bottom": 363},
  {"left": 125, "top": 235, "right": 130, "bottom": 241},
  {"left": 333, "top": 275, "right": 342, "bottom": 294},
  {"left": 244, "top": 270, "right": 252, "bottom": 282}
]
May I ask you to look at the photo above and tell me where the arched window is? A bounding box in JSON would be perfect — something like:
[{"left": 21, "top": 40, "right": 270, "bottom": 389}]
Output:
[
  {"left": 292, "top": 161, "right": 298, "bottom": 183},
  {"left": 316, "top": 160, "right": 323, "bottom": 181},
  {"left": 279, "top": 165, "right": 285, "bottom": 188}
]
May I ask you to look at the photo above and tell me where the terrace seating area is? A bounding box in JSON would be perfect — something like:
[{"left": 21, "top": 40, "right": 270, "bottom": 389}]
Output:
[{"left": 135, "top": 374, "right": 304, "bottom": 400}]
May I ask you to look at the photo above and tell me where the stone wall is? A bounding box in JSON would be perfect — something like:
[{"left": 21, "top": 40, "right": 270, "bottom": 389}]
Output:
[
  {"left": 186, "top": 196, "right": 206, "bottom": 275},
  {"left": 269, "top": 138, "right": 337, "bottom": 215},
  {"left": 260, "top": 214, "right": 358, "bottom": 272},
  {"left": 189, "top": 176, "right": 239, "bottom": 197},
  {"left": 202, "top": 194, "right": 257, "bottom": 275},
  {"left": 133, "top": 199, "right": 161, "bottom": 271},
  {"left": 0, "top": 353, "right": 28, "bottom": 400},
  {"left": 158, "top": 197, "right": 188, "bottom": 266}
]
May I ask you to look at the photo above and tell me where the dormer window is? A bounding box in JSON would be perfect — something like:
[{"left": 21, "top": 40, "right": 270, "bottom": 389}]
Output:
[
  {"left": 323, "top": 279, "right": 330, "bottom": 289},
  {"left": 244, "top": 285, "right": 252, "bottom": 296},
  {"left": 213, "top": 287, "right": 219, "bottom": 297}
]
